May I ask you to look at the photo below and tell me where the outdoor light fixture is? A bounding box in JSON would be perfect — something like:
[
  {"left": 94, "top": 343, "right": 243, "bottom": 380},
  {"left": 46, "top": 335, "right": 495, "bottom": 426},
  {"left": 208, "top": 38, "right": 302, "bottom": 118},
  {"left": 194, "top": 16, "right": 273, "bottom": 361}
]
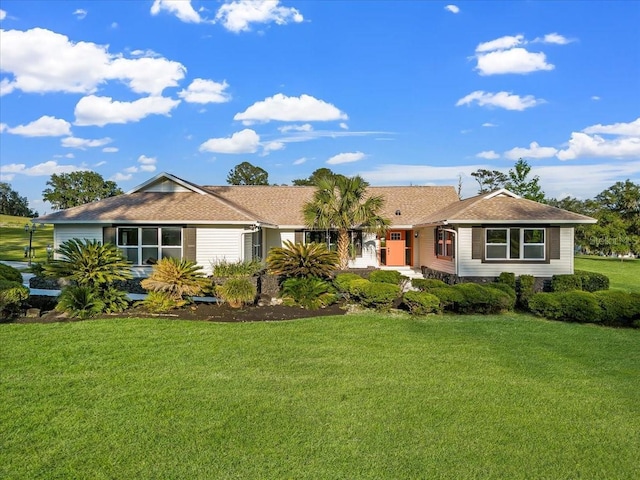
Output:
[
  {"left": 395, "top": 210, "right": 401, "bottom": 216},
  {"left": 46, "top": 244, "right": 53, "bottom": 261},
  {"left": 24, "top": 223, "right": 38, "bottom": 266}
]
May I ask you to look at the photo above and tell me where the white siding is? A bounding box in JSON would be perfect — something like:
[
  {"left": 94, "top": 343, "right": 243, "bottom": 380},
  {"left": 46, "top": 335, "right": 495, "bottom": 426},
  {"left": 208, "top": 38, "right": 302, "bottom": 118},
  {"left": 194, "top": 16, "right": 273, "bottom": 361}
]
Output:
[
  {"left": 53, "top": 225, "right": 103, "bottom": 259},
  {"left": 142, "top": 179, "right": 192, "bottom": 193},
  {"left": 349, "top": 232, "right": 379, "bottom": 268},
  {"left": 457, "top": 226, "right": 575, "bottom": 277},
  {"left": 417, "top": 227, "right": 456, "bottom": 274},
  {"left": 196, "top": 227, "right": 245, "bottom": 275}
]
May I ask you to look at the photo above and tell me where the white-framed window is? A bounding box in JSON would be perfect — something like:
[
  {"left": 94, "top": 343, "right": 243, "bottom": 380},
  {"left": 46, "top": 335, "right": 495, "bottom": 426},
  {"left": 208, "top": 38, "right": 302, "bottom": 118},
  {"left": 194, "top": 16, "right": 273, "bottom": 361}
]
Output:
[
  {"left": 435, "top": 228, "right": 455, "bottom": 258},
  {"left": 303, "top": 230, "right": 363, "bottom": 257},
  {"left": 485, "top": 228, "right": 545, "bottom": 260},
  {"left": 117, "top": 227, "right": 182, "bottom": 265}
]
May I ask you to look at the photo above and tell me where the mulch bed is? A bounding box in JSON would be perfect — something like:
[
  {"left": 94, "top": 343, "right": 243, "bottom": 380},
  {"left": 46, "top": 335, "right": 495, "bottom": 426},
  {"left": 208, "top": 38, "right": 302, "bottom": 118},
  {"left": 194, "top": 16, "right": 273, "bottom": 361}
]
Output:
[{"left": 10, "top": 296, "right": 348, "bottom": 324}]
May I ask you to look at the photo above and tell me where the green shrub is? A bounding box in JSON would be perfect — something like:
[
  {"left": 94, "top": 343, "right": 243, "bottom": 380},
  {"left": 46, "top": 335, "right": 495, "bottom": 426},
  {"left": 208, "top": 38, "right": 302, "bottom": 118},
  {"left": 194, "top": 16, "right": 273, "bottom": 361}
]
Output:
[
  {"left": 403, "top": 290, "right": 441, "bottom": 315},
  {"left": 411, "top": 278, "right": 447, "bottom": 291},
  {"left": 347, "top": 278, "right": 373, "bottom": 299},
  {"left": 281, "top": 277, "right": 337, "bottom": 309},
  {"left": 137, "top": 291, "right": 187, "bottom": 313},
  {"left": 29, "top": 262, "right": 46, "bottom": 276},
  {"left": 0, "top": 263, "right": 23, "bottom": 283},
  {"left": 215, "top": 277, "right": 257, "bottom": 308},
  {"left": 0, "top": 279, "right": 29, "bottom": 318},
  {"left": 141, "top": 258, "right": 206, "bottom": 301},
  {"left": 575, "top": 270, "right": 610, "bottom": 292},
  {"left": 56, "top": 286, "right": 105, "bottom": 319},
  {"left": 491, "top": 283, "right": 517, "bottom": 307},
  {"left": 369, "top": 270, "right": 406, "bottom": 285},
  {"left": 497, "top": 272, "right": 516, "bottom": 290},
  {"left": 453, "top": 283, "right": 514, "bottom": 314},
  {"left": 350, "top": 280, "right": 401, "bottom": 310},
  {"left": 333, "top": 273, "right": 364, "bottom": 295},
  {"left": 551, "top": 274, "right": 582, "bottom": 292},
  {"left": 593, "top": 291, "right": 640, "bottom": 327},
  {"left": 267, "top": 241, "right": 339, "bottom": 279},
  {"left": 529, "top": 293, "right": 564, "bottom": 320},
  {"left": 211, "top": 259, "right": 264, "bottom": 278},
  {"left": 101, "top": 286, "right": 130, "bottom": 314},
  {"left": 517, "top": 274, "right": 536, "bottom": 310},
  {"left": 429, "top": 286, "right": 465, "bottom": 311}
]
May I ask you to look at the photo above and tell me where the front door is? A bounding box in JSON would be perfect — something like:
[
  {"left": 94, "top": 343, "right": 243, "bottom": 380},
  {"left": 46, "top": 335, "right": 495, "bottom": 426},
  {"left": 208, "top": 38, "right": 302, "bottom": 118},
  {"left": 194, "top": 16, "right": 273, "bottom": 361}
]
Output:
[{"left": 386, "top": 231, "right": 406, "bottom": 266}]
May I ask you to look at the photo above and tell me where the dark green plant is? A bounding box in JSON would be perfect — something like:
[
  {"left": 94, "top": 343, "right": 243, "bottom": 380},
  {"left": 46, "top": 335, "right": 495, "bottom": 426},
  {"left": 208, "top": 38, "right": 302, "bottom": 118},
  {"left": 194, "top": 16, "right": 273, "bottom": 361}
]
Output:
[
  {"left": 0, "top": 280, "right": 29, "bottom": 318},
  {"left": 575, "top": 270, "right": 610, "bottom": 292},
  {"left": 403, "top": 290, "right": 441, "bottom": 315},
  {"left": 0, "top": 263, "right": 23, "bottom": 283},
  {"left": 44, "top": 238, "right": 132, "bottom": 289},
  {"left": 429, "top": 286, "right": 465, "bottom": 311},
  {"left": 550, "top": 274, "right": 582, "bottom": 292},
  {"left": 491, "top": 282, "right": 517, "bottom": 305},
  {"left": 211, "top": 259, "right": 264, "bottom": 278},
  {"left": 452, "top": 283, "right": 513, "bottom": 314},
  {"left": 56, "top": 286, "right": 105, "bottom": 319},
  {"left": 266, "top": 241, "right": 339, "bottom": 279},
  {"left": 517, "top": 275, "right": 536, "bottom": 310},
  {"left": 593, "top": 291, "right": 640, "bottom": 327},
  {"left": 529, "top": 293, "right": 564, "bottom": 320},
  {"left": 349, "top": 279, "right": 401, "bottom": 310},
  {"left": 141, "top": 257, "right": 206, "bottom": 301},
  {"left": 281, "top": 277, "right": 337, "bottom": 309},
  {"left": 411, "top": 278, "right": 447, "bottom": 291},
  {"left": 333, "top": 273, "right": 364, "bottom": 295},
  {"left": 137, "top": 291, "right": 187, "bottom": 313},
  {"left": 29, "top": 262, "right": 45, "bottom": 276},
  {"left": 369, "top": 270, "right": 406, "bottom": 285},
  {"left": 530, "top": 291, "right": 603, "bottom": 323},
  {"left": 101, "top": 286, "right": 130, "bottom": 314},
  {"left": 215, "top": 277, "right": 257, "bottom": 308},
  {"left": 497, "top": 272, "right": 516, "bottom": 290}
]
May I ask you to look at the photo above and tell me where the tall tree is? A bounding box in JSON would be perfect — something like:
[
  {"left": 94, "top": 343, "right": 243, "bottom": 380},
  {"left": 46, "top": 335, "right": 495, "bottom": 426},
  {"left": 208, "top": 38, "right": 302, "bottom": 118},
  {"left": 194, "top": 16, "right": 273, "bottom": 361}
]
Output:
[
  {"left": 292, "top": 168, "right": 345, "bottom": 186},
  {"left": 303, "top": 175, "right": 390, "bottom": 270},
  {"left": 470, "top": 169, "right": 508, "bottom": 193},
  {"left": 0, "top": 182, "right": 37, "bottom": 217},
  {"left": 226, "top": 162, "right": 269, "bottom": 185},
  {"left": 595, "top": 180, "right": 640, "bottom": 223},
  {"left": 43, "top": 171, "right": 123, "bottom": 210},
  {"left": 506, "top": 158, "right": 545, "bottom": 202}
]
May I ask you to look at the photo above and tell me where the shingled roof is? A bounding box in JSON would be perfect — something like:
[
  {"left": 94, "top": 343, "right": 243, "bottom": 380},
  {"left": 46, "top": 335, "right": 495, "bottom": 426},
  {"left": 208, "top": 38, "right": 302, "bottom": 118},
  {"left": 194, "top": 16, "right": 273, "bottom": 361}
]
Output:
[{"left": 417, "top": 189, "right": 596, "bottom": 225}]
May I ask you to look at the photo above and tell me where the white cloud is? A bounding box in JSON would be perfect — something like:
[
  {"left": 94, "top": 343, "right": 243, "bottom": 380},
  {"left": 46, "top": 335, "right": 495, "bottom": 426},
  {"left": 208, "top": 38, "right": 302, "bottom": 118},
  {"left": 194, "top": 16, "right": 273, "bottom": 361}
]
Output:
[
  {"left": 0, "top": 9, "right": 6, "bottom": 21},
  {"left": 5, "top": 115, "right": 71, "bottom": 137},
  {"left": 262, "top": 141, "right": 285, "bottom": 154},
  {"left": 178, "top": 78, "right": 231, "bottom": 104},
  {"left": 74, "top": 95, "right": 180, "bottom": 126},
  {"left": 278, "top": 123, "right": 313, "bottom": 133},
  {"left": 591, "top": 96, "right": 601, "bottom": 101},
  {"left": 0, "top": 28, "right": 186, "bottom": 96},
  {"left": 0, "top": 123, "right": 7, "bottom": 133},
  {"left": 199, "top": 128, "right": 260, "bottom": 154},
  {"left": 556, "top": 132, "right": 640, "bottom": 160},
  {"left": 475, "top": 34, "right": 525, "bottom": 53},
  {"left": 476, "top": 47, "right": 554, "bottom": 75},
  {"left": 476, "top": 150, "right": 500, "bottom": 160},
  {"left": 138, "top": 155, "right": 157, "bottom": 172},
  {"left": 582, "top": 117, "right": 640, "bottom": 136},
  {"left": 293, "top": 157, "right": 307, "bottom": 165},
  {"left": 111, "top": 172, "right": 133, "bottom": 181},
  {"left": 150, "top": 0, "right": 203, "bottom": 23},
  {"left": 61, "top": 136, "right": 113, "bottom": 149},
  {"left": 215, "top": 0, "right": 303, "bottom": 33},
  {"left": 73, "top": 9, "right": 87, "bottom": 19},
  {"left": 444, "top": 5, "right": 460, "bottom": 14},
  {"left": 339, "top": 122, "right": 349, "bottom": 130},
  {"left": 94, "top": 161, "right": 106, "bottom": 167},
  {"left": 124, "top": 166, "right": 138, "bottom": 173},
  {"left": 327, "top": 151, "right": 366, "bottom": 165},
  {"left": 102, "top": 147, "right": 119, "bottom": 153},
  {"left": 235, "top": 93, "right": 347, "bottom": 125},
  {"left": 482, "top": 122, "right": 497, "bottom": 127},
  {"left": 533, "top": 33, "right": 573, "bottom": 45},
  {"left": 504, "top": 141, "right": 558, "bottom": 160},
  {"left": 456, "top": 91, "right": 543, "bottom": 111},
  {"left": 0, "top": 161, "right": 88, "bottom": 177}
]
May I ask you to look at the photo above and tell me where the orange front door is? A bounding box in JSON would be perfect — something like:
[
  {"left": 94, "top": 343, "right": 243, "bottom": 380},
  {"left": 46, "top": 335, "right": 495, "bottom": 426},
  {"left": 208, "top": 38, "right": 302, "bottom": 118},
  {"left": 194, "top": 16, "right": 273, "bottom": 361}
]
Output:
[{"left": 386, "top": 240, "right": 406, "bottom": 265}]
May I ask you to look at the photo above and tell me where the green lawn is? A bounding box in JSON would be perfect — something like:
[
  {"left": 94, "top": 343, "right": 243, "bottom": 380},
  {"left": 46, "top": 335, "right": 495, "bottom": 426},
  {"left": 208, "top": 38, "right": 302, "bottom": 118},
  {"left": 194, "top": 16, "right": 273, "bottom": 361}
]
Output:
[
  {"left": 0, "top": 214, "right": 53, "bottom": 263},
  {"left": 575, "top": 255, "right": 640, "bottom": 292},
  {"left": 2, "top": 315, "right": 639, "bottom": 479}
]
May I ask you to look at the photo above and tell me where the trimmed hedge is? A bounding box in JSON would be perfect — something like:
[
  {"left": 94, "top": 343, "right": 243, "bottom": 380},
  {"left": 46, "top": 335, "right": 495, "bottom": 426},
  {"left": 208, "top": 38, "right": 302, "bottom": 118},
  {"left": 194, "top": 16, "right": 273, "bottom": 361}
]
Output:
[
  {"left": 497, "top": 272, "right": 516, "bottom": 290},
  {"left": 403, "top": 291, "right": 441, "bottom": 315},
  {"left": 0, "top": 263, "right": 23, "bottom": 284},
  {"left": 575, "top": 270, "right": 610, "bottom": 292},
  {"left": 550, "top": 274, "right": 583, "bottom": 292},
  {"left": 411, "top": 278, "right": 447, "bottom": 291},
  {"left": 349, "top": 279, "right": 401, "bottom": 310},
  {"left": 333, "top": 273, "right": 364, "bottom": 294},
  {"left": 0, "top": 279, "right": 30, "bottom": 318},
  {"left": 593, "top": 291, "right": 640, "bottom": 327},
  {"left": 427, "top": 283, "right": 514, "bottom": 314},
  {"left": 517, "top": 274, "right": 536, "bottom": 310},
  {"left": 368, "top": 270, "right": 406, "bottom": 285}
]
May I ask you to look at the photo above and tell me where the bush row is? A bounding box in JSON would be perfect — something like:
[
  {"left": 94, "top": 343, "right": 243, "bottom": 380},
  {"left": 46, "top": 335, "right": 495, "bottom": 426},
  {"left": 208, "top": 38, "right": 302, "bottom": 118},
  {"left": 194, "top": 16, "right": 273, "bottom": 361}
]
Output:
[
  {"left": 0, "top": 264, "right": 29, "bottom": 319},
  {"left": 529, "top": 290, "right": 640, "bottom": 327},
  {"left": 550, "top": 270, "right": 610, "bottom": 292}
]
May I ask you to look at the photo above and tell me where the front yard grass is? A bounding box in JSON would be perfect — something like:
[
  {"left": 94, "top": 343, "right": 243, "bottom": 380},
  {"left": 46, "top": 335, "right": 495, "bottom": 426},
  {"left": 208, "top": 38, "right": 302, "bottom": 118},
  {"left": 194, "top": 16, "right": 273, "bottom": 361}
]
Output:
[
  {"left": 0, "top": 214, "right": 53, "bottom": 263},
  {"left": 575, "top": 255, "right": 640, "bottom": 292},
  {"left": 2, "top": 314, "right": 639, "bottom": 479}
]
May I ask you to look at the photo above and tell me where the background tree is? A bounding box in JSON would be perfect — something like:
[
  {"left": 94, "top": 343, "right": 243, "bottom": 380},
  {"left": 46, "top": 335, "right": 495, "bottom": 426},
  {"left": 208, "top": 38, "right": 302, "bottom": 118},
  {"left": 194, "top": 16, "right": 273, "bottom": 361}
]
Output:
[
  {"left": 303, "top": 175, "right": 390, "bottom": 270},
  {"left": 226, "top": 162, "right": 269, "bottom": 185},
  {"left": 506, "top": 158, "right": 545, "bottom": 202},
  {"left": 43, "top": 171, "right": 123, "bottom": 210},
  {"left": 0, "top": 182, "right": 37, "bottom": 217},
  {"left": 470, "top": 169, "right": 508, "bottom": 193},
  {"left": 292, "top": 168, "right": 345, "bottom": 186}
]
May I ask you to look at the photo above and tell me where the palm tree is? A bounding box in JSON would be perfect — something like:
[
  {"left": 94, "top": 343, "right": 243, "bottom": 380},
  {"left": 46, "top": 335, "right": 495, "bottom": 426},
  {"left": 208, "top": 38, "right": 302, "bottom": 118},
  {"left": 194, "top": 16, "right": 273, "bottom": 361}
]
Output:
[{"left": 303, "top": 175, "right": 390, "bottom": 270}]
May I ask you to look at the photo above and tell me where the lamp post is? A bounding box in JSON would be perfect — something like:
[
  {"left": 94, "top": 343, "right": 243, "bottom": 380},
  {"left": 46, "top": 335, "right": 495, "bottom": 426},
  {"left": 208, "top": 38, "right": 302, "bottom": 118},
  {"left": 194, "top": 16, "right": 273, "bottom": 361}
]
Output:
[
  {"left": 46, "top": 244, "right": 54, "bottom": 262},
  {"left": 24, "top": 223, "right": 37, "bottom": 266}
]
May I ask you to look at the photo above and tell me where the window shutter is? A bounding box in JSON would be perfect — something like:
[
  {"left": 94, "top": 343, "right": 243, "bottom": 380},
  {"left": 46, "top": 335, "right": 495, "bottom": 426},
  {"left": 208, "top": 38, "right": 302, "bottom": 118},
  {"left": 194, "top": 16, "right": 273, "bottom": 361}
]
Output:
[
  {"left": 472, "top": 227, "right": 483, "bottom": 259},
  {"left": 183, "top": 227, "right": 197, "bottom": 262},
  {"left": 548, "top": 227, "right": 561, "bottom": 260},
  {"left": 103, "top": 227, "right": 116, "bottom": 246},
  {"left": 294, "top": 231, "right": 303, "bottom": 244},
  {"left": 434, "top": 228, "right": 439, "bottom": 256}
]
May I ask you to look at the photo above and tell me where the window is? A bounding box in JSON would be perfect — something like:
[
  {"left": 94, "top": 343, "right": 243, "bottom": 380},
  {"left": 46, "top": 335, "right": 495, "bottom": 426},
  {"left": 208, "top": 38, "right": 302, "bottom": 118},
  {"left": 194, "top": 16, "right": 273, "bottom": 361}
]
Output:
[
  {"left": 435, "top": 228, "right": 455, "bottom": 258},
  {"left": 252, "top": 229, "right": 262, "bottom": 260},
  {"left": 390, "top": 232, "right": 401, "bottom": 241},
  {"left": 485, "top": 228, "right": 545, "bottom": 260},
  {"left": 117, "top": 227, "right": 182, "bottom": 265},
  {"left": 303, "top": 230, "right": 363, "bottom": 257}
]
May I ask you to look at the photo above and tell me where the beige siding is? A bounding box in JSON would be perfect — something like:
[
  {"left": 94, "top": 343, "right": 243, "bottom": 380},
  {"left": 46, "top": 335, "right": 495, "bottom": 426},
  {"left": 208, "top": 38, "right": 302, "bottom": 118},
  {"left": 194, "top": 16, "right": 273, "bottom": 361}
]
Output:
[
  {"left": 142, "top": 179, "right": 192, "bottom": 193},
  {"left": 417, "top": 227, "right": 456, "bottom": 274},
  {"left": 196, "top": 226, "right": 245, "bottom": 275},
  {"left": 457, "top": 226, "right": 575, "bottom": 277},
  {"left": 53, "top": 225, "right": 103, "bottom": 259}
]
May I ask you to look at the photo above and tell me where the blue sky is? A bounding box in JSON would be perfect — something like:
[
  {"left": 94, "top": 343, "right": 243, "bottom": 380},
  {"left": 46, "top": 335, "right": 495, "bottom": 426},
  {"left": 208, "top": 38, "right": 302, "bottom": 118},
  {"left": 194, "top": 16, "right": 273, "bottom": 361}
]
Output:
[{"left": 1, "top": 0, "right": 639, "bottom": 214}]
